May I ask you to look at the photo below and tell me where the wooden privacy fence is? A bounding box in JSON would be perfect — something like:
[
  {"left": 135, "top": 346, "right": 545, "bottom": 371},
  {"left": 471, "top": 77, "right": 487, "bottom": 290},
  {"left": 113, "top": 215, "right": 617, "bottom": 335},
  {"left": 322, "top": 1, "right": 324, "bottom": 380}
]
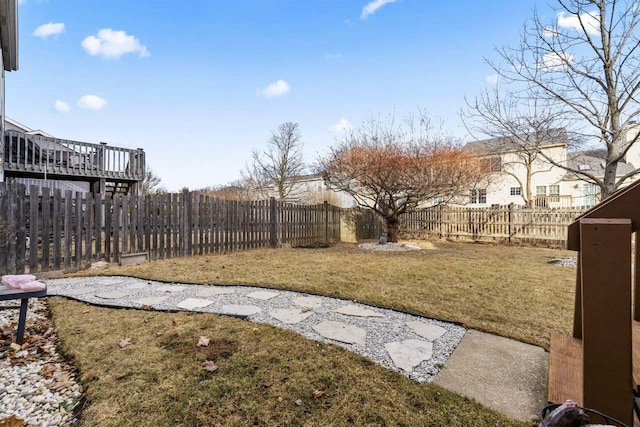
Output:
[
  {"left": 354, "top": 204, "right": 585, "bottom": 245},
  {"left": 0, "top": 183, "right": 342, "bottom": 275}
]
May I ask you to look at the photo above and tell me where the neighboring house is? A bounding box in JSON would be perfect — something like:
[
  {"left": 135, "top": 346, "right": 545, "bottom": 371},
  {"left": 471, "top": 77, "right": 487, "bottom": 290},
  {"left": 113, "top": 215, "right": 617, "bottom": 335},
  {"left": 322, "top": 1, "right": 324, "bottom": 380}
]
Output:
[
  {"left": 463, "top": 126, "right": 640, "bottom": 209},
  {"left": 0, "top": 0, "right": 19, "bottom": 183},
  {"left": 2, "top": 117, "right": 146, "bottom": 195},
  {"left": 258, "top": 173, "right": 356, "bottom": 208}
]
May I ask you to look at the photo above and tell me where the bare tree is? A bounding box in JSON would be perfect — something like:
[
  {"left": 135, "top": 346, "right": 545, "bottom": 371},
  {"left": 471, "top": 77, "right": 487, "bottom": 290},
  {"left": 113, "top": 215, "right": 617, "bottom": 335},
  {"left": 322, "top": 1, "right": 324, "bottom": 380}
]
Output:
[
  {"left": 198, "top": 180, "right": 252, "bottom": 201},
  {"left": 242, "top": 122, "right": 306, "bottom": 201},
  {"left": 488, "top": 0, "right": 640, "bottom": 198},
  {"left": 140, "top": 166, "right": 166, "bottom": 195},
  {"left": 318, "top": 113, "right": 483, "bottom": 242},
  {"left": 463, "top": 84, "right": 568, "bottom": 207}
]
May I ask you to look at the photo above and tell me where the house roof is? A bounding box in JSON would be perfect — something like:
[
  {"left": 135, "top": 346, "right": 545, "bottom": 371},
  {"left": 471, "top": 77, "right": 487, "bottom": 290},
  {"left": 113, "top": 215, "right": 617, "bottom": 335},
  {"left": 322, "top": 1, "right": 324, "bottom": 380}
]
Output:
[
  {"left": 563, "top": 151, "right": 637, "bottom": 180},
  {"left": 463, "top": 129, "right": 568, "bottom": 155},
  {"left": 6, "top": 117, "right": 54, "bottom": 137},
  {"left": 0, "top": 0, "right": 18, "bottom": 71}
]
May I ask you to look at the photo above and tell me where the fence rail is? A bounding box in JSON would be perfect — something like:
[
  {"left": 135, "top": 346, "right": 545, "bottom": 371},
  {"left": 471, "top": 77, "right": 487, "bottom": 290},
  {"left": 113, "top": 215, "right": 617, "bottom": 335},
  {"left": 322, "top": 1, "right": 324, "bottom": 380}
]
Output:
[
  {"left": 398, "top": 204, "right": 585, "bottom": 244},
  {"left": 0, "top": 184, "right": 342, "bottom": 275}
]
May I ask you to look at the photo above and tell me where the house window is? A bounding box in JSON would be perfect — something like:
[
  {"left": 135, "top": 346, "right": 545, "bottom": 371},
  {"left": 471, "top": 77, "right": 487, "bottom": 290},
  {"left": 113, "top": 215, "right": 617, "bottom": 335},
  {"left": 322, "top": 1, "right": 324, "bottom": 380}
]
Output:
[
  {"left": 579, "top": 164, "right": 591, "bottom": 171},
  {"left": 536, "top": 186, "right": 547, "bottom": 196},
  {"left": 549, "top": 185, "right": 560, "bottom": 196},
  {"left": 582, "top": 183, "right": 599, "bottom": 206},
  {"left": 480, "top": 156, "right": 502, "bottom": 173},
  {"left": 470, "top": 189, "right": 487, "bottom": 204},
  {"left": 510, "top": 187, "right": 522, "bottom": 196}
]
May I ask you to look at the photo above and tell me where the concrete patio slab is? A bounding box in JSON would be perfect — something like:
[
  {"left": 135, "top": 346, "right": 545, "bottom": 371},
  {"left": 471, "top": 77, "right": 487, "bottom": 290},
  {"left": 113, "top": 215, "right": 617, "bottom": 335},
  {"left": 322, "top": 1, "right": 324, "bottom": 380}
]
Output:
[
  {"left": 434, "top": 330, "right": 548, "bottom": 422},
  {"left": 406, "top": 321, "right": 446, "bottom": 341},
  {"left": 312, "top": 320, "right": 366, "bottom": 346},
  {"left": 60, "top": 287, "right": 96, "bottom": 296},
  {"left": 98, "top": 278, "right": 124, "bottom": 286},
  {"left": 385, "top": 339, "right": 433, "bottom": 372}
]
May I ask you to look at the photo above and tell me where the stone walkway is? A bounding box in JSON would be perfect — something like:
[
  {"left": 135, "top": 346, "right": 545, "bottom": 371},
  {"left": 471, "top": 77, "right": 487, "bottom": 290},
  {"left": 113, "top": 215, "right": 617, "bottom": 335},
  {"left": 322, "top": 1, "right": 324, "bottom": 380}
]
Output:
[
  {"left": 44, "top": 276, "right": 549, "bottom": 422},
  {"left": 45, "top": 276, "right": 465, "bottom": 383}
]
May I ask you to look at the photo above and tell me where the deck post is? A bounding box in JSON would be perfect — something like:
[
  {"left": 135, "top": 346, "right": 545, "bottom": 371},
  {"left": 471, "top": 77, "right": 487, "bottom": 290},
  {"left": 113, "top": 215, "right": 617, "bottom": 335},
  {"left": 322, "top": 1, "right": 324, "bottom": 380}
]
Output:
[{"left": 580, "top": 218, "right": 633, "bottom": 426}]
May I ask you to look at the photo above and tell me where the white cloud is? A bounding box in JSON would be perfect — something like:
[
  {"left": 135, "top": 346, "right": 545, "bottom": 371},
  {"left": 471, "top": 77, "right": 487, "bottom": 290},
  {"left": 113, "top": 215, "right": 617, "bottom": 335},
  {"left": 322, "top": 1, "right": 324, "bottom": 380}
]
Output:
[
  {"left": 257, "top": 80, "right": 291, "bottom": 98},
  {"left": 485, "top": 74, "right": 499, "bottom": 85},
  {"left": 53, "top": 100, "right": 70, "bottom": 113},
  {"left": 541, "top": 51, "right": 574, "bottom": 71},
  {"left": 33, "top": 22, "right": 65, "bottom": 39},
  {"left": 557, "top": 11, "right": 600, "bottom": 35},
  {"left": 77, "top": 95, "right": 107, "bottom": 111},
  {"left": 331, "top": 118, "right": 352, "bottom": 132},
  {"left": 324, "top": 53, "right": 342, "bottom": 60},
  {"left": 81, "top": 28, "right": 150, "bottom": 59},
  {"left": 361, "top": 0, "right": 398, "bottom": 20}
]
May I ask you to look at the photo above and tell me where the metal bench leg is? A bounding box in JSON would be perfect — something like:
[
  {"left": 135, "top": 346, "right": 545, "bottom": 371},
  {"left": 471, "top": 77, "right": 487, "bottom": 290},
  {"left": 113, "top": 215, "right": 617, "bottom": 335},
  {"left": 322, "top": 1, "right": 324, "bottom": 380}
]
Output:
[{"left": 16, "top": 298, "right": 28, "bottom": 344}]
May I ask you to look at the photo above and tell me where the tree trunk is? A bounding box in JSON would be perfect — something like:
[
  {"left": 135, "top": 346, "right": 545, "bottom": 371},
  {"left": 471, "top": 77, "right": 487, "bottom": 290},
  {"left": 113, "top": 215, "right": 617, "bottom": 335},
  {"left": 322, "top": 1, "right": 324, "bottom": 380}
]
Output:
[
  {"left": 385, "top": 216, "right": 400, "bottom": 243},
  {"left": 602, "top": 159, "right": 619, "bottom": 199}
]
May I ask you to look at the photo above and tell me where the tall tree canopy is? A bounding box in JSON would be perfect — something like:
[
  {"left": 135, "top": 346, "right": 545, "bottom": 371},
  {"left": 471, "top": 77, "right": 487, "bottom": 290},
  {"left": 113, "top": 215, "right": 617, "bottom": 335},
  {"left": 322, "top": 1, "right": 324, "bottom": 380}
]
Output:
[
  {"left": 242, "top": 122, "right": 306, "bottom": 201},
  {"left": 318, "top": 114, "right": 482, "bottom": 242},
  {"left": 485, "top": 0, "right": 640, "bottom": 198}
]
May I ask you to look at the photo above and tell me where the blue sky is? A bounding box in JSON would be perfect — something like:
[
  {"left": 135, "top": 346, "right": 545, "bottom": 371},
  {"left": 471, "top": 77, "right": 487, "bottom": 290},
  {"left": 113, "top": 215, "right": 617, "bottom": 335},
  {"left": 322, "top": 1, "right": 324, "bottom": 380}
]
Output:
[{"left": 9, "top": 0, "right": 551, "bottom": 191}]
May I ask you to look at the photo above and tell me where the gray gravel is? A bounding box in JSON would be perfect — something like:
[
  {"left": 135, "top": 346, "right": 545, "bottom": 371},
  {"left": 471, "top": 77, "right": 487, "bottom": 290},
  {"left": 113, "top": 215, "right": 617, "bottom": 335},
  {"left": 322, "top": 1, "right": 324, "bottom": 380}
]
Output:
[{"left": 46, "top": 276, "right": 465, "bottom": 383}]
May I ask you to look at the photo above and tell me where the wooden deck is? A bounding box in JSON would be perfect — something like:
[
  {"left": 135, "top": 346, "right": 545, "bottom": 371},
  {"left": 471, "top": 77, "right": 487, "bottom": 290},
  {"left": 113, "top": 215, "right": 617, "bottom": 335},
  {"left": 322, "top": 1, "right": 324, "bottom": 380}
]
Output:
[
  {"left": 3, "top": 130, "right": 144, "bottom": 183},
  {"left": 549, "top": 325, "right": 640, "bottom": 426}
]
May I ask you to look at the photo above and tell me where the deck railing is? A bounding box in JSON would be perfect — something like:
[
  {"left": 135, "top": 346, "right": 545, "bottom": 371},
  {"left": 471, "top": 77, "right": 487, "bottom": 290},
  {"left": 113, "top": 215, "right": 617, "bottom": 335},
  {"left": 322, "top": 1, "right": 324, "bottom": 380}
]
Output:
[{"left": 3, "top": 130, "right": 145, "bottom": 181}]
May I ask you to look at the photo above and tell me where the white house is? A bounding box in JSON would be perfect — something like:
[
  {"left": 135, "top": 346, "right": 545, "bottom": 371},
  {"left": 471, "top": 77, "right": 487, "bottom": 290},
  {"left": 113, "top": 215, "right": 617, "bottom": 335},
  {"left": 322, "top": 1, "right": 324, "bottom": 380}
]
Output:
[
  {"left": 258, "top": 173, "right": 356, "bottom": 208},
  {"left": 463, "top": 127, "right": 640, "bottom": 208}
]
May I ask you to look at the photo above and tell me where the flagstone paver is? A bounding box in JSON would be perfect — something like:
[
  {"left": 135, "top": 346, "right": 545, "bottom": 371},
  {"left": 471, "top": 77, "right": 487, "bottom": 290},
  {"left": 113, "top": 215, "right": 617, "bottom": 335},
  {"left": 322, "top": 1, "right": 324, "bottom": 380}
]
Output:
[
  {"left": 385, "top": 339, "right": 433, "bottom": 372},
  {"left": 312, "top": 320, "right": 366, "bottom": 346},
  {"left": 126, "top": 283, "right": 148, "bottom": 290},
  {"left": 61, "top": 287, "right": 97, "bottom": 296},
  {"left": 292, "top": 296, "right": 323, "bottom": 308},
  {"left": 135, "top": 296, "right": 168, "bottom": 306},
  {"left": 177, "top": 298, "right": 214, "bottom": 310},
  {"left": 406, "top": 321, "right": 447, "bottom": 341},
  {"left": 95, "top": 290, "right": 131, "bottom": 299},
  {"left": 156, "top": 285, "right": 186, "bottom": 293},
  {"left": 247, "top": 291, "right": 280, "bottom": 300},
  {"left": 197, "top": 287, "right": 236, "bottom": 297},
  {"left": 335, "top": 304, "right": 384, "bottom": 318},
  {"left": 221, "top": 304, "right": 262, "bottom": 316},
  {"left": 98, "top": 278, "right": 125, "bottom": 286},
  {"left": 269, "top": 308, "right": 314, "bottom": 324}
]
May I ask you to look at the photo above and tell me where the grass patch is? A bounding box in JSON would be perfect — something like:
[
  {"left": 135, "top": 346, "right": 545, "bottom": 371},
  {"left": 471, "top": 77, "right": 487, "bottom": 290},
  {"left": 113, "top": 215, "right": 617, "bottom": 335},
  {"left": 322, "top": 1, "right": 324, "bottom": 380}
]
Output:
[
  {"left": 50, "top": 298, "right": 527, "bottom": 427},
  {"left": 74, "top": 241, "right": 575, "bottom": 348}
]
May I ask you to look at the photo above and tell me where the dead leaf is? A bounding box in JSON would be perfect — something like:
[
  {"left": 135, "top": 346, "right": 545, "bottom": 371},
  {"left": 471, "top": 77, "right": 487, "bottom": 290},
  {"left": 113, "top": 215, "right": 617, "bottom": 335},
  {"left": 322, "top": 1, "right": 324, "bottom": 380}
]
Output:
[
  {"left": 9, "top": 343, "right": 21, "bottom": 352},
  {"left": 51, "top": 373, "right": 74, "bottom": 391},
  {"left": 40, "top": 364, "right": 58, "bottom": 378},
  {"left": 0, "top": 414, "right": 27, "bottom": 426},
  {"left": 263, "top": 381, "right": 272, "bottom": 388},
  {"left": 119, "top": 338, "right": 133, "bottom": 349},
  {"left": 81, "top": 310, "right": 90, "bottom": 314},
  {"left": 313, "top": 390, "right": 325, "bottom": 399},
  {"left": 203, "top": 360, "right": 218, "bottom": 372},
  {"left": 73, "top": 328, "right": 84, "bottom": 335},
  {"left": 294, "top": 399, "right": 302, "bottom": 406},
  {"left": 172, "top": 319, "right": 177, "bottom": 326},
  {"left": 301, "top": 307, "right": 313, "bottom": 313},
  {"left": 197, "top": 336, "right": 210, "bottom": 347}
]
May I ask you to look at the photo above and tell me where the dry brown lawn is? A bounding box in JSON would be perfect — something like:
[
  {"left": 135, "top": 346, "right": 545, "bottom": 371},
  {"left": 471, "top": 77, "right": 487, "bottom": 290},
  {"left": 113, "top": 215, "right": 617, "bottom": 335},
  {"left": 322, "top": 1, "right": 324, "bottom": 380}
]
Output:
[
  {"left": 71, "top": 240, "right": 576, "bottom": 348},
  {"left": 50, "top": 298, "right": 527, "bottom": 427}
]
